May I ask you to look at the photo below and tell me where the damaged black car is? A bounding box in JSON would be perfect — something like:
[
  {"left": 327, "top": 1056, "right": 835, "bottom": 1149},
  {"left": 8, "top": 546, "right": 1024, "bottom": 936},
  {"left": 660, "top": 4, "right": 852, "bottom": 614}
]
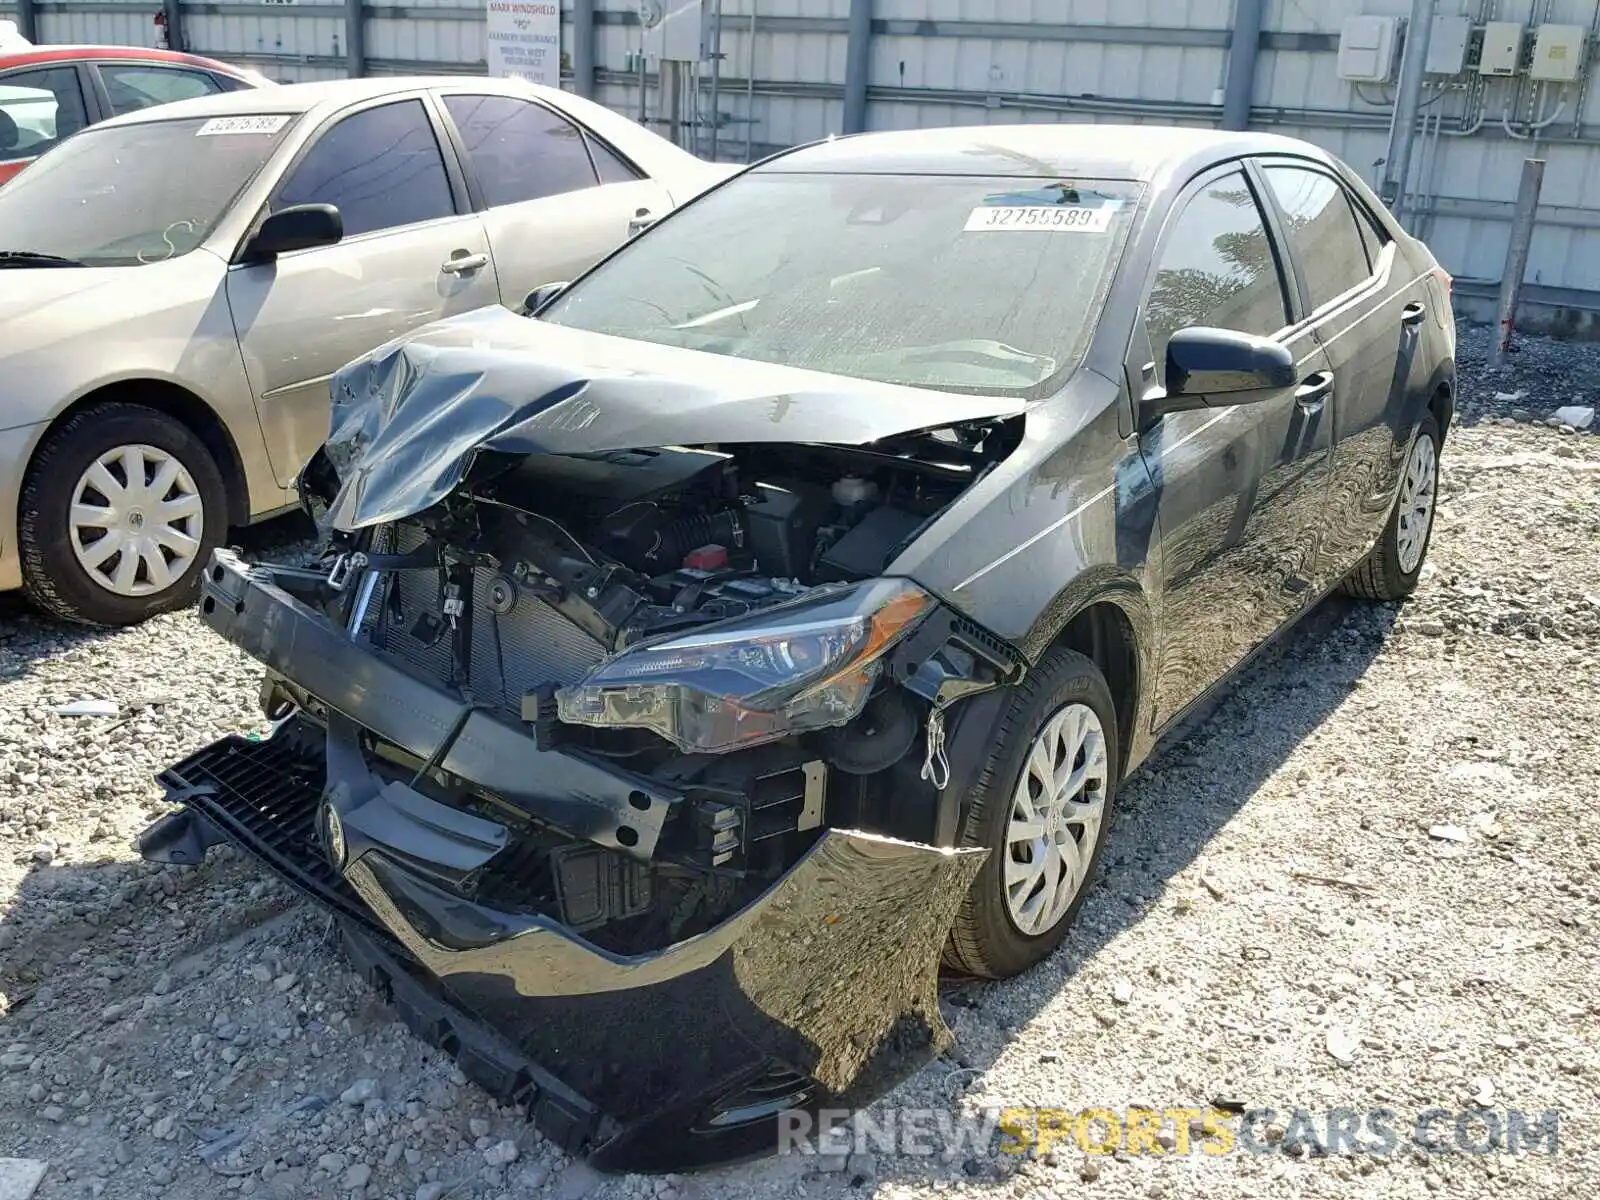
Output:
[{"left": 140, "top": 124, "right": 1456, "bottom": 1170}]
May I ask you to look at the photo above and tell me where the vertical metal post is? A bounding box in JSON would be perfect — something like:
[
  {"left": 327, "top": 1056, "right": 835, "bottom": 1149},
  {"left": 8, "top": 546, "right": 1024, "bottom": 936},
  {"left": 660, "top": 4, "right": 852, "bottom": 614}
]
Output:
[
  {"left": 571, "top": 0, "right": 595, "bottom": 98},
  {"left": 1220, "top": 0, "right": 1264, "bottom": 130},
  {"left": 15, "top": 0, "right": 37, "bottom": 43},
  {"left": 843, "top": 0, "right": 872, "bottom": 134},
  {"left": 708, "top": 0, "right": 724, "bottom": 160},
  {"left": 162, "top": 0, "right": 185, "bottom": 52},
  {"left": 1489, "top": 158, "right": 1546, "bottom": 368},
  {"left": 744, "top": 8, "right": 755, "bottom": 162},
  {"left": 345, "top": 0, "right": 365, "bottom": 78},
  {"left": 662, "top": 58, "right": 682, "bottom": 149},
  {"left": 1380, "top": 0, "right": 1437, "bottom": 210}
]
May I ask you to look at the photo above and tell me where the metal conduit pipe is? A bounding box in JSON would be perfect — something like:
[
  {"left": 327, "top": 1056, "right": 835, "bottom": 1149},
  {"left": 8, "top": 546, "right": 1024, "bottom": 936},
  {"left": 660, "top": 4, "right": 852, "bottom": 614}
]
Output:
[
  {"left": 843, "top": 0, "right": 873, "bottom": 134},
  {"left": 571, "top": 0, "right": 596, "bottom": 99}
]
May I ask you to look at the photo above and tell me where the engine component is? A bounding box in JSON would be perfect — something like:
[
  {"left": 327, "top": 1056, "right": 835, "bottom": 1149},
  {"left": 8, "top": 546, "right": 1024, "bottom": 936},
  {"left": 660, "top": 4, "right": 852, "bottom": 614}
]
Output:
[
  {"left": 481, "top": 446, "right": 735, "bottom": 525},
  {"left": 683, "top": 544, "right": 729, "bottom": 571},
  {"left": 485, "top": 574, "right": 518, "bottom": 615},
  {"left": 815, "top": 507, "right": 927, "bottom": 582},
  {"left": 595, "top": 504, "right": 743, "bottom": 574},
  {"left": 812, "top": 689, "right": 919, "bottom": 775},
  {"left": 831, "top": 475, "right": 880, "bottom": 524},
  {"left": 744, "top": 481, "right": 833, "bottom": 577}
]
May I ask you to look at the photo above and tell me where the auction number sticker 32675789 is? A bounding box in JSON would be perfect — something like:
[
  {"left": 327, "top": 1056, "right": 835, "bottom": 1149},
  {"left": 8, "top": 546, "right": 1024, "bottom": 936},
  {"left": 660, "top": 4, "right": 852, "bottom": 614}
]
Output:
[{"left": 964, "top": 204, "right": 1115, "bottom": 233}]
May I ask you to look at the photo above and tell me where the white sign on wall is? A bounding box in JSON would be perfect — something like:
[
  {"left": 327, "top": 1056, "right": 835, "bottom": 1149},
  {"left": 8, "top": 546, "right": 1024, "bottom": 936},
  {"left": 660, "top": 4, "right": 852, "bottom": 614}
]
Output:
[{"left": 486, "top": 0, "right": 562, "bottom": 87}]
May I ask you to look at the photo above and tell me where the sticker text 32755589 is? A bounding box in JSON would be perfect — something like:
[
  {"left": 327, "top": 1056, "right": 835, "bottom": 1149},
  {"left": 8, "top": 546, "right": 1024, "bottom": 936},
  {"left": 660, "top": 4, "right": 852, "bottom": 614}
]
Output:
[{"left": 964, "top": 204, "right": 1115, "bottom": 233}]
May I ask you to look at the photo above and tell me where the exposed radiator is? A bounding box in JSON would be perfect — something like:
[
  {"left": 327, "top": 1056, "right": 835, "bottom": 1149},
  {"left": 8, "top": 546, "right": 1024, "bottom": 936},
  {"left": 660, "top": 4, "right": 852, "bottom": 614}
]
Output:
[{"left": 364, "top": 523, "right": 606, "bottom": 712}]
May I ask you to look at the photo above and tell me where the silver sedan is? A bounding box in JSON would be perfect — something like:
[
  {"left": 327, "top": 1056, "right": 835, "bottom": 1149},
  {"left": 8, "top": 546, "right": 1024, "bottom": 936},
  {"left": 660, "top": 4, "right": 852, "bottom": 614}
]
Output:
[{"left": 0, "top": 75, "right": 733, "bottom": 625}]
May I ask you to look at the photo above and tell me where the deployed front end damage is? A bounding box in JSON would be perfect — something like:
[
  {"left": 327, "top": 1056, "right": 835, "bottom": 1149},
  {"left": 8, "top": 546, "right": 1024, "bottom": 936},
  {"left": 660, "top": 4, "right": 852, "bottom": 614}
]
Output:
[{"left": 141, "top": 313, "right": 1029, "bottom": 1169}]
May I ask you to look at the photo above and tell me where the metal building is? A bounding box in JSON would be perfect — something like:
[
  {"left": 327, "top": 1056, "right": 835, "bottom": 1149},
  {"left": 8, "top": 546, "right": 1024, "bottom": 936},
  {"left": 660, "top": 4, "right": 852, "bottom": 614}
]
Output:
[{"left": 9, "top": 0, "right": 1600, "bottom": 331}]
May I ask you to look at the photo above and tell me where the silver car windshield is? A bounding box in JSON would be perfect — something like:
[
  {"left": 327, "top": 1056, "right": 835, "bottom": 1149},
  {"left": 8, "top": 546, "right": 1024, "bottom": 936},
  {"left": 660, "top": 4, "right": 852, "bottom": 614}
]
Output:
[
  {"left": 0, "top": 114, "right": 297, "bottom": 266},
  {"left": 539, "top": 172, "right": 1143, "bottom": 397}
]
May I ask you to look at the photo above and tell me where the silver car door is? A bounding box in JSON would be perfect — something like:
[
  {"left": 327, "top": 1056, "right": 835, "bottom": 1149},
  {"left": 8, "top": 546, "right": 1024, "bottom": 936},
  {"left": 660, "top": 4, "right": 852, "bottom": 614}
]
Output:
[
  {"left": 438, "top": 92, "right": 674, "bottom": 309},
  {"left": 227, "top": 96, "right": 500, "bottom": 489}
]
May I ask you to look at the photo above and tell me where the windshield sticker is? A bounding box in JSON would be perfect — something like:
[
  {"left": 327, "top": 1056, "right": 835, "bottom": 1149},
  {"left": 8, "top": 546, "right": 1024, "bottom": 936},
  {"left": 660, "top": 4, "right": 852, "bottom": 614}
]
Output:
[
  {"left": 196, "top": 115, "right": 291, "bottom": 137},
  {"left": 964, "top": 203, "right": 1117, "bottom": 233}
]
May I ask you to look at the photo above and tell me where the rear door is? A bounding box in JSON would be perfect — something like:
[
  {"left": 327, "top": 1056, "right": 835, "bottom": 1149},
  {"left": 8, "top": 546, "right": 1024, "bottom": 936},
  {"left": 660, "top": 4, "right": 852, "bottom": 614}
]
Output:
[
  {"left": 0, "top": 62, "right": 94, "bottom": 182},
  {"left": 1255, "top": 159, "right": 1427, "bottom": 593},
  {"left": 1133, "top": 164, "right": 1336, "bottom": 726},
  {"left": 437, "top": 91, "right": 673, "bottom": 309},
  {"left": 228, "top": 95, "right": 501, "bottom": 488}
]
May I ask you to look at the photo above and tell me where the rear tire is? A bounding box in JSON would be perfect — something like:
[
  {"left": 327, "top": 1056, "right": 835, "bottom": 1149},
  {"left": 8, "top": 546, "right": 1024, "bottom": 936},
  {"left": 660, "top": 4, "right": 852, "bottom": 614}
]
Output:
[
  {"left": 945, "top": 647, "right": 1120, "bottom": 980},
  {"left": 19, "top": 404, "right": 227, "bottom": 627},
  {"left": 1340, "top": 412, "right": 1441, "bottom": 602}
]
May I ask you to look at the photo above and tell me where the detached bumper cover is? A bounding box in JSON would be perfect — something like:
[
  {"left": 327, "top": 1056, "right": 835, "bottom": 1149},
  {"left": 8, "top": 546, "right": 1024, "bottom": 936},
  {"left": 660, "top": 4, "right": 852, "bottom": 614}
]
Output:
[{"left": 148, "top": 551, "right": 988, "bottom": 1170}]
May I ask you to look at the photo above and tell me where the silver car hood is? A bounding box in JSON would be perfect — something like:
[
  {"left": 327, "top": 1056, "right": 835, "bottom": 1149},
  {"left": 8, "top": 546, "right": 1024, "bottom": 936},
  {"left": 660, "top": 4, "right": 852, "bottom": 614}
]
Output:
[{"left": 322, "top": 304, "right": 1029, "bottom": 531}]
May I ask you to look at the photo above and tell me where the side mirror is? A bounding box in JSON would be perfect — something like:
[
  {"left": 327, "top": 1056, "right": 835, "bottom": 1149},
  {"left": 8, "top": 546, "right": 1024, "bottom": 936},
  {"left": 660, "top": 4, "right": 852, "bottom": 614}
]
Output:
[
  {"left": 1142, "top": 327, "right": 1297, "bottom": 424},
  {"left": 241, "top": 203, "right": 343, "bottom": 263},
  {"left": 522, "top": 281, "right": 569, "bottom": 316},
  {"left": 627, "top": 206, "right": 656, "bottom": 239}
]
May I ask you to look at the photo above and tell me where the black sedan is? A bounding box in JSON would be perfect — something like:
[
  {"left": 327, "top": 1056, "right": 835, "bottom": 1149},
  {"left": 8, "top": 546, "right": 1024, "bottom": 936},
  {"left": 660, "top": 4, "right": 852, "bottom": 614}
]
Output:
[{"left": 141, "top": 123, "right": 1455, "bottom": 1170}]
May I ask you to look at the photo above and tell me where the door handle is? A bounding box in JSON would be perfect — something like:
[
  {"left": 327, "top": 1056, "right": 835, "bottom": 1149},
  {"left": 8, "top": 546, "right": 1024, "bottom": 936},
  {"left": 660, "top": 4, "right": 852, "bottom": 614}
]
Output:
[
  {"left": 627, "top": 208, "right": 656, "bottom": 238},
  {"left": 440, "top": 251, "right": 489, "bottom": 275},
  {"left": 1296, "top": 371, "right": 1334, "bottom": 410},
  {"left": 1401, "top": 301, "right": 1427, "bottom": 327}
]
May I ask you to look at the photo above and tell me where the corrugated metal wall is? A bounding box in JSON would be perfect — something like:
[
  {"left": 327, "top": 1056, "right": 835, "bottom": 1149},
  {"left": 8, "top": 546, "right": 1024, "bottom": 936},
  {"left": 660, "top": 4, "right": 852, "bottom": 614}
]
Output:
[{"left": 11, "top": 0, "right": 1600, "bottom": 318}]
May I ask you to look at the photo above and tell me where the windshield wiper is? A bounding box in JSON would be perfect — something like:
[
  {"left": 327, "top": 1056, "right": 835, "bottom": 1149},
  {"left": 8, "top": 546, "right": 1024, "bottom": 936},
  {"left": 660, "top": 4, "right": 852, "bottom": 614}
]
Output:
[{"left": 0, "top": 250, "right": 87, "bottom": 268}]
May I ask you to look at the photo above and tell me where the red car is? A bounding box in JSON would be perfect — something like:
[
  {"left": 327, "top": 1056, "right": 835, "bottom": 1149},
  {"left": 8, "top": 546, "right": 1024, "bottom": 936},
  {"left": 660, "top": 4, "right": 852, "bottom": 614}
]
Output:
[{"left": 0, "top": 34, "right": 269, "bottom": 184}]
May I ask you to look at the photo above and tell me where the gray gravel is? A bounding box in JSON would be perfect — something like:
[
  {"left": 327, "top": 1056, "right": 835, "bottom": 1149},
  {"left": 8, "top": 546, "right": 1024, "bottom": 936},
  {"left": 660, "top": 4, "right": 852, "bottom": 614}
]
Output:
[{"left": 3, "top": 324, "right": 1597, "bottom": 1200}]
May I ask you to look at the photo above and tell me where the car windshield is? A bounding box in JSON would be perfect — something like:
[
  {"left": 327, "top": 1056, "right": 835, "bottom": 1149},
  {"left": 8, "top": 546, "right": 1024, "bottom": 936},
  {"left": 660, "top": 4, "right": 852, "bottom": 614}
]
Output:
[
  {"left": 539, "top": 172, "right": 1142, "bottom": 397},
  {"left": 0, "top": 113, "right": 297, "bottom": 266}
]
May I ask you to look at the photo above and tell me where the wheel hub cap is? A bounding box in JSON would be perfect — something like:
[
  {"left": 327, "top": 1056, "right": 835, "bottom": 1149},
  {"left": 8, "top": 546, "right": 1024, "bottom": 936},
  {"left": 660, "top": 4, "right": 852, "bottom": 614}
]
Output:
[
  {"left": 1003, "top": 702, "right": 1109, "bottom": 937},
  {"left": 1396, "top": 432, "right": 1438, "bottom": 576},
  {"left": 68, "top": 444, "right": 205, "bottom": 598}
]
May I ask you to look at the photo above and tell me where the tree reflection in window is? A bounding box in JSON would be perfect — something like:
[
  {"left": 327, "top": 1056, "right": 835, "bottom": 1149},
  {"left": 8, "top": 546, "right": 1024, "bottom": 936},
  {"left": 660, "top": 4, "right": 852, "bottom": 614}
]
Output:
[{"left": 1147, "top": 173, "right": 1288, "bottom": 384}]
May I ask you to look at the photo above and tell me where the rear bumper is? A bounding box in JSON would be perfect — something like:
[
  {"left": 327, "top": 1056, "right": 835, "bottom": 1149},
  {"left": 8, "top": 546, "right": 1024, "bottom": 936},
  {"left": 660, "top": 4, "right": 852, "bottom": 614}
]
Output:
[{"left": 145, "top": 551, "right": 987, "bottom": 1171}]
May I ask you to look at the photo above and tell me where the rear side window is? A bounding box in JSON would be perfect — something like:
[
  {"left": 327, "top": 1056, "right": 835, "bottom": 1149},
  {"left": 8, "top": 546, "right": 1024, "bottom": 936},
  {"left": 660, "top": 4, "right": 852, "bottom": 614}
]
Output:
[
  {"left": 276, "top": 99, "right": 455, "bottom": 238},
  {"left": 99, "top": 64, "right": 221, "bottom": 116},
  {"left": 586, "top": 133, "right": 641, "bottom": 184},
  {"left": 1347, "top": 195, "right": 1391, "bottom": 273},
  {"left": 0, "top": 66, "right": 91, "bottom": 162},
  {"left": 1146, "top": 170, "right": 1290, "bottom": 383},
  {"left": 1262, "top": 165, "right": 1374, "bottom": 310},
  {"left": 443, "top": 94, "right": 599, "bottom": 207}
]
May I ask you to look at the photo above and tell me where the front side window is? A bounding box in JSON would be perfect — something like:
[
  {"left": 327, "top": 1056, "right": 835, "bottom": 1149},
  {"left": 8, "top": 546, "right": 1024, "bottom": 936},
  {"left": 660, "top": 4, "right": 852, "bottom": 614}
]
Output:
[
  {"left": 100, "top": 64, "right": 221, "bottom": 116},
  {"left": 0, "top": 114, "right": 295, "bottom": 265},
  {"left": 539, "top": 173, "right": 1142, "bottom": 398},
  {"left": 1262, "top": 165, "right": 1374, "bottom": 311},
  {"left": 0, "top": 66, "right": 90, "bottom": 163},
  {"left": 276, "top": 99, "right": 454, "bottom": 238},
  {"left": 1146, "top": 171, "right": 1290, "bottom": 381},
  {"left": 443, "top": 94, "right": 599, "bottom": 207}
]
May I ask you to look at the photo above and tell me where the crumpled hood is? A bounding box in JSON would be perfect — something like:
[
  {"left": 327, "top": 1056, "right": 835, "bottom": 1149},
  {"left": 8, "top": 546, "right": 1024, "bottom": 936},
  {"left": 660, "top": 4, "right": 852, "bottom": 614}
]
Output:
[{"left": 322, "top": 304, "right": 1030, "bottom": 531}]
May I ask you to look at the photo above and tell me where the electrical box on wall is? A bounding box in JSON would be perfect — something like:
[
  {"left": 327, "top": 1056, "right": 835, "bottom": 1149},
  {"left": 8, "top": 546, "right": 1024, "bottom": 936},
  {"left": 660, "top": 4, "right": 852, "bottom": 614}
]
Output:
[
  {"left": 1425, "top": 14, "right": 1472, "bottom": 75},
  {"left": 640, "top": 0, "right": 707, "bottom": 62},
  {"left": 1530, "top": 24, "right": 1587, "bottom": 82},
  {"left": 1338, "top": 16, "right": 1401, "bottom": 83},
  {"left": 1479, "top": 22, "right": 1525, "bottom": 76}
]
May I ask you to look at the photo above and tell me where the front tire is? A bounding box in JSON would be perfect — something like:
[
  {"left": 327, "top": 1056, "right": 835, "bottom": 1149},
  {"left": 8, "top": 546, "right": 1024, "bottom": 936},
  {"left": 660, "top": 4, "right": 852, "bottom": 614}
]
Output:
[
  {"left": 19, "top": 404, "right": 227, "bottom": 627},
  {"left": 1340, "top": 412, "right": 1441, "bottom": 602},
  {"left": 945, "top": 647, "right": 1120, "bottom": 980}
]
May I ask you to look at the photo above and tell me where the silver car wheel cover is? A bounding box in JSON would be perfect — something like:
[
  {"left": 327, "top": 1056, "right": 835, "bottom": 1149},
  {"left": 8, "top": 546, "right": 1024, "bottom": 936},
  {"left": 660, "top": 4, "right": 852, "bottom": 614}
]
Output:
[
  {"left": 1003, "top": 701, "right": 1109, "bottom": 936},
  {"left": 1396, "top": 431, "right": 1438, "bottom": 575},
  {"left": 68, "top": 444, "right": 205, "bottom": 597}
]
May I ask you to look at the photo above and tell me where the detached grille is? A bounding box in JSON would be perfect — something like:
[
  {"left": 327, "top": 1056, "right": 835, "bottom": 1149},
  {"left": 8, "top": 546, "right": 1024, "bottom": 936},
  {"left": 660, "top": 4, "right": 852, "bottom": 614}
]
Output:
[
  {"left": 365, "top": 524, "right": 606, "bottom": 712},
  {"left": 158, "top": 734, "right": 379, "bottom": 932}
]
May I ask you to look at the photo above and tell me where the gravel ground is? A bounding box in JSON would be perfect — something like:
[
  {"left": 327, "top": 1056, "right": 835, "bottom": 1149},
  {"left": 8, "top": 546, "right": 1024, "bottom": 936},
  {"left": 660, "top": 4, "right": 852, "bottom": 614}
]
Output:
[{"left": 2, "top": 323, "right": 1597, "bottom": 1200}]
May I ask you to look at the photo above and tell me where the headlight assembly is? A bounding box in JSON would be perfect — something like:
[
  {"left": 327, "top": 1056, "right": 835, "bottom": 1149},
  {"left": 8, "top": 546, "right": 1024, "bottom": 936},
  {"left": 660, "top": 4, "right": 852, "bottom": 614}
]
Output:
[{"left": 554, "top": 578, "right": 934, "bottom": 754}]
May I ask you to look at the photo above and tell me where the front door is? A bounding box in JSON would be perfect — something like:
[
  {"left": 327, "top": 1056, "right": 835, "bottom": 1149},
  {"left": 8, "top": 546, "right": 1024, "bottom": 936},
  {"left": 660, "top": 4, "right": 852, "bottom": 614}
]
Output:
[
  {"left": 227, "top": 96, "right": 501, "bottom": 488},
  {"left": 438, "top": 92, "right": 674, "bottom": 308},
  {"left": 1134, "top": 165, "right": 1335, "bottom": 726}
]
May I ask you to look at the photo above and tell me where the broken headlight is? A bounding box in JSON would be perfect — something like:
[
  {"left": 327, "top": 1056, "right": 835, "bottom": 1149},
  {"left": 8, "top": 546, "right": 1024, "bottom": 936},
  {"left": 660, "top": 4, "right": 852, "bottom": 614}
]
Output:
[{"left": 555, "top": 579, "right": 933, "bottom": 754}]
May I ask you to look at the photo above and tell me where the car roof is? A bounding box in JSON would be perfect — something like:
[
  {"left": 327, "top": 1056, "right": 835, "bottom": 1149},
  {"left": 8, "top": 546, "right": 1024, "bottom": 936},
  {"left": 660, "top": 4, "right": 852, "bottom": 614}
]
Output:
[
  {"left": 755, "top": 124, "right": 1333, "bottom": 184},
  {"left": 0, "top": 44, "right": 249, "bottom": 73},
  {"left": 91, "top": 74, "right": 557, "bottom": 129}
]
